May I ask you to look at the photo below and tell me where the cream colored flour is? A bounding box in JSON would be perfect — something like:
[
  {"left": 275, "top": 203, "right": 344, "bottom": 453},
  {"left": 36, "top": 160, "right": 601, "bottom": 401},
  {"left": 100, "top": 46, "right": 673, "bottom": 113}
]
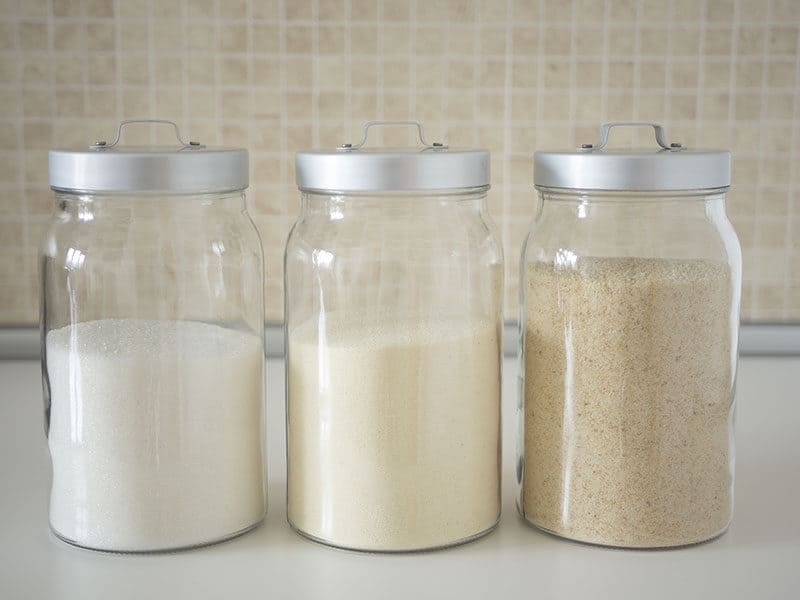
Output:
[
  {"left": 46, "top": 319, "right": 266, "bottom": 551},
  {"left": 522, "top": 257, "right": 734, "bottom": 547},
  {"left": 287, "top": 314, "right": 501, "bottom": 551}
]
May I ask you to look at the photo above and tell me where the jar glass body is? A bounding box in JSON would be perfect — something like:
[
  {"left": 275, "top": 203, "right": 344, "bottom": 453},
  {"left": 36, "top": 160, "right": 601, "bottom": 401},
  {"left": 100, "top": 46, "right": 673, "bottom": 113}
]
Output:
[
  {"left": 285, "top": 187, "right": 503, "bottom": 552},
  {"left": 40, "top": 190, "right": 266, "bottom": 552},
  {"left": 518, "top": 188, "right": 742, "bottom": 548}
]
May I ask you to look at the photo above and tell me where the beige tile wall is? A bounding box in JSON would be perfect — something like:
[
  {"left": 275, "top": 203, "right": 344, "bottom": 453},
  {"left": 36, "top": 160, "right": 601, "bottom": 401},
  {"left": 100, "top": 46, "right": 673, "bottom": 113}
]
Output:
[{"left": 0, "top": 0, "right": 798, "bottom": 323}]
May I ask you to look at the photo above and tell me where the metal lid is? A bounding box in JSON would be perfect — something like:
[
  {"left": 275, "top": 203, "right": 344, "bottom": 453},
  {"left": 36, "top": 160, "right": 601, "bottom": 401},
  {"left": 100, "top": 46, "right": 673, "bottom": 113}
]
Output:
[
  {"left": 534, "top": 122, "right": 731, "bottom": 191},
  {"left": 295, "top": 121, "right": 490, "bottom": 192},
  {"left": 49, "top": 120, "right": 249, "bottom": 193}
]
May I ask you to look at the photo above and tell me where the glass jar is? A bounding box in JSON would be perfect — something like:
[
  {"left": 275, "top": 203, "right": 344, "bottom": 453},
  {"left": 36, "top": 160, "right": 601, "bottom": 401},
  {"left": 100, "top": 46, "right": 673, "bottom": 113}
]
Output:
[
  {"left": 518, "top": 123, "right": 742, "bottom": 548},
  {"left": 42, "top": 120, "right": 266, "bottom": 552},
  {"left": 285, "top": 121, "right": 503, "bottom": 552}
]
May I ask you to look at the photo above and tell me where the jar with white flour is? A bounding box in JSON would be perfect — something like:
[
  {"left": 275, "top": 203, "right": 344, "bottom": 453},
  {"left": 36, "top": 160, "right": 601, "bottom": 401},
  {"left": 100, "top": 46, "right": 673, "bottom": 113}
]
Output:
[
  {"left": 42, "top": 120, "right": 266, "bottom": 552},
  {"left": 287, "top": 121, "right": 503, "bottom": 552}
]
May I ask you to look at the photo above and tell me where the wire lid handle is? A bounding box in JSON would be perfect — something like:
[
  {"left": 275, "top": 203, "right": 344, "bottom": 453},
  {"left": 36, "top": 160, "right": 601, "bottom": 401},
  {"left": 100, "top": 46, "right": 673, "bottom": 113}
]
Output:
[
  {"left": 339, "top": 120, "right": 446, "bottom": 150},
  {"left": 582, "top": 122, "right": 681, "bottom": 151},
  {"left": 91, "top": 119, "right": 202, "bottom": 150}
]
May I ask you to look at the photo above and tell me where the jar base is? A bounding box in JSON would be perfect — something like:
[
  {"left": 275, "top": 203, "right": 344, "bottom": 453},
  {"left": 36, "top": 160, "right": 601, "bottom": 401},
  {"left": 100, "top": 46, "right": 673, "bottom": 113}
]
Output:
[
  {"left": 518, "top": 512, "right": 731, "bottom": 550},
  {"left": 288, "top": 515, "right": 500, "bottom": 554},
  {"left": 49, "top": 516, "right": 265, "bottom": 554}
]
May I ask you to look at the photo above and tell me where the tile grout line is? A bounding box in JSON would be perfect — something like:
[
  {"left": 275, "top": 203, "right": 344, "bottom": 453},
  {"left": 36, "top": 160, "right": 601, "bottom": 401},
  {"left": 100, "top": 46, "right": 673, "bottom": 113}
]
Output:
[
  {"left": 114, "top": 0, "right": 123, "bottom": 120},
  {"left": 81, "top": 0, "right": 89, "bottom": 134},
  {"left": 8, "top": 14, "right": 800, "bottom": 27},
  {"left": 16, "top": 0, "right": 30, "bottom": 317},
  {"left": 472, "top": 0, "right": 479, "bottom": 147},
  {"left": 5, "top": 81, "right": 798, "bottom": 93},
  {"left": 664, "top": 0, "right": 674, "bottom": 129},
  {"left": 278, "top": 0, "right": 287, "bottom": 214},
  {"left": 181, "top": 0, "right": 189, "bottom": 137},
  {"left": 5, "top": 115, "right": 796, "bottom": 128},
  {"left": 727, "top": 0, "right": 739, "bottom": 154},
  {"left": 728, "top": 0, "right": 743, "bottom": 311},
  {"left": 5, "top": 86, "right": 800, "bottom": 100},
  {"left": 46, "top": 0, "right": 54, "bottom": 149},
  {"left": 440, "top": 5, "right": 450, "bottom": 140},
  {"left": 696, "top": 0, "right": 707, "bottom": 146},
  {"left": 376, "top": 0, "right": 384, "bottom": 131},
  {"left": 213, "top": 0, "right": 222, "bottom": 145},
  {"left": 502, "top": 0, "right": 513, "bottom": 305},
  {"left": 750, "top": 0, "right": 772, "bottom": 317},
  {"left": 784, "top": 3, "right": 800, "bottom": 319},
  {"left": 599, "top": 0, "right": 610, "bottom": 120},
  {"left": 408, "top": 0, "right": 416, "bottom": 136},
  {"left": 631, "top": 0, "right": 641, "bottom": 130},
  {"left": 246, "top": 0, "right": 255, "bottom": 159},
  {"left": 9, "top": 48, "right": 800, "bottom": 61},
  {"left": 567, "top": 0, "right": 577, "bottom": 146},
  {"left": 147, "top": 0, "right": 156, "bottom": 142},
  {"left": 536, "top": 0, "right": 544, "bottom": 127},
  {"left": 343, "top": 0, "right": 351, "bottom": 136},
  {"left": 311, "top": 0, "right": 319, "bottom": 147}
]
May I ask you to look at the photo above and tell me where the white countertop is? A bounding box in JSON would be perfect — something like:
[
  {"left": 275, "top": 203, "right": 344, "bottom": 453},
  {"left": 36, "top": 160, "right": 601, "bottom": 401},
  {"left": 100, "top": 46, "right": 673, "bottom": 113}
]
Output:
[{"left": 2, "top": 356, "right": 799, "bottom": 599}]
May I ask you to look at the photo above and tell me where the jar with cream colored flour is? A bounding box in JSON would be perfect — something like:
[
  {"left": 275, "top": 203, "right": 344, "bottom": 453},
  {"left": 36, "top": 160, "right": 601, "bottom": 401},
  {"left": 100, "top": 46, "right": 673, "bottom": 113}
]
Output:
[
  {"left": 42, "top": 120, "right": 266, "bottom": 552},
  {"left": 286, "top": 121, "right": 503, "bottom": 552},
  {"left": 519, "top": 122, "right": 742, "bottom": 548}
]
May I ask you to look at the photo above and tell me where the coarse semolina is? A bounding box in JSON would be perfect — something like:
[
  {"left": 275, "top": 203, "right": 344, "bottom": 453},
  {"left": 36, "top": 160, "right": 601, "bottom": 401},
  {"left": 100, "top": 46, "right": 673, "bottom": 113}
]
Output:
[{"left": 522, "top": 257, "right": 734, "bottom": 548}]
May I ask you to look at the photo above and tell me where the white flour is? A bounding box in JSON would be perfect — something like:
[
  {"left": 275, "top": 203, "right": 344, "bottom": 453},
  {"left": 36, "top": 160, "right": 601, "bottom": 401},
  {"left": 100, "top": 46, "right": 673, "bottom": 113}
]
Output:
[
  {"left": 46, "top": 319, "right": 266, "bottom": 551},
  {"left": 287, "top": 314, "right": 501, "bottom": 551}
]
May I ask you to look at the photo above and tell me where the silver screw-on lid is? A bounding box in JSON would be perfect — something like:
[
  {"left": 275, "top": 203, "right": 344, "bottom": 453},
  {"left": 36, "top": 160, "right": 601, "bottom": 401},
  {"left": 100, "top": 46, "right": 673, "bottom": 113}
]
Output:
[
  {"left": 534, "top": 122, "right": 731, "bottom": 191},
  {"left": 49, "top": 120, "right": 249, "bottom": 193},
  {"left": 295, "top": 121, "right": 490, "bottom": 192}
]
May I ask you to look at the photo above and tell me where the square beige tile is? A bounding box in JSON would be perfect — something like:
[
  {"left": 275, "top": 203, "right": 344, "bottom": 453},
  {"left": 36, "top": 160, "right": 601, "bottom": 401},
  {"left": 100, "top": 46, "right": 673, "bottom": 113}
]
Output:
[
  {"left": 220, "top": 57, "right": 249, "bottom": 86},
  {"left": 480, "top": 25, "right": 508, "bottom": 56},
  {"left": 253, "top": 24, "right": 281, "bottom": 54},
  {"left": 220, "top": 24, "right": 248, "bottom": 54},
  {"left": 153, "top": 20, "right": 183, "bottom": 53},
  {"left": 319, "top": 24, "right": 346, "bottom": 55}
]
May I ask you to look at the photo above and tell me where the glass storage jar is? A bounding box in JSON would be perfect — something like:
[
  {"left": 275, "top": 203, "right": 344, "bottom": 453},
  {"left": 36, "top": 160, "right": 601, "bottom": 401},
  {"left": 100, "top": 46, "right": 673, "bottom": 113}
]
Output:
[
  {"left": 42, "top": 120, "right": 266, "bottom": 552},
  {"left": 285, "top": 121, "right": 503, "bottom": 552},
  {"left": 518, "top": 122, "right": 742, "bottom": 548}
]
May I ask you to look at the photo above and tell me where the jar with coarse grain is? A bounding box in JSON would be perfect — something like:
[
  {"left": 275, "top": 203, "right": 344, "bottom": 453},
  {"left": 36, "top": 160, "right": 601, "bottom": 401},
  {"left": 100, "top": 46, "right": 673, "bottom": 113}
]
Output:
[{"left": 518, "top": 122, "right": 742, "bottom": 548}]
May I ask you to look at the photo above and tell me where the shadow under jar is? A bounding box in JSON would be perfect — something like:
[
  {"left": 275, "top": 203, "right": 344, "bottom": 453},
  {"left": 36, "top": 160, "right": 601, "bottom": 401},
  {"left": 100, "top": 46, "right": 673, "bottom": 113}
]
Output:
[
  {"left": 42, "top": 121, "right": 266, "bottom": 552},
  {"left": 285, "top": 122, "right": 504, "bottom": 552},
  {"left": 518, "top": 123, "right": 742, "bottom": 548}
]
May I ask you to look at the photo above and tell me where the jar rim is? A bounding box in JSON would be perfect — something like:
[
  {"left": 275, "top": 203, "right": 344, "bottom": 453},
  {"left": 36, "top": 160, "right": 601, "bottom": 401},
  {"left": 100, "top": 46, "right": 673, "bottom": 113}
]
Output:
[
  {"left": 535, "top": 185, "right": 729, "bottom": 198},
  {"left": 300, "top": 185, "right": 491, "bottom": 197}
]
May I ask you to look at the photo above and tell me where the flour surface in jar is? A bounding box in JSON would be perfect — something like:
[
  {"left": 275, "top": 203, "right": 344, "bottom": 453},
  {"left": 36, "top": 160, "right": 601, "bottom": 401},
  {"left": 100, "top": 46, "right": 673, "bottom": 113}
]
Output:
[
  {"left": 287, "top": 313, "right": 501, "bottom": 551},
  {"left": 522, "top": 257, "right": 734, "bottom": 548},
  {"left": 46, "top": 319, "right": 266, "bottom": 552}
]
